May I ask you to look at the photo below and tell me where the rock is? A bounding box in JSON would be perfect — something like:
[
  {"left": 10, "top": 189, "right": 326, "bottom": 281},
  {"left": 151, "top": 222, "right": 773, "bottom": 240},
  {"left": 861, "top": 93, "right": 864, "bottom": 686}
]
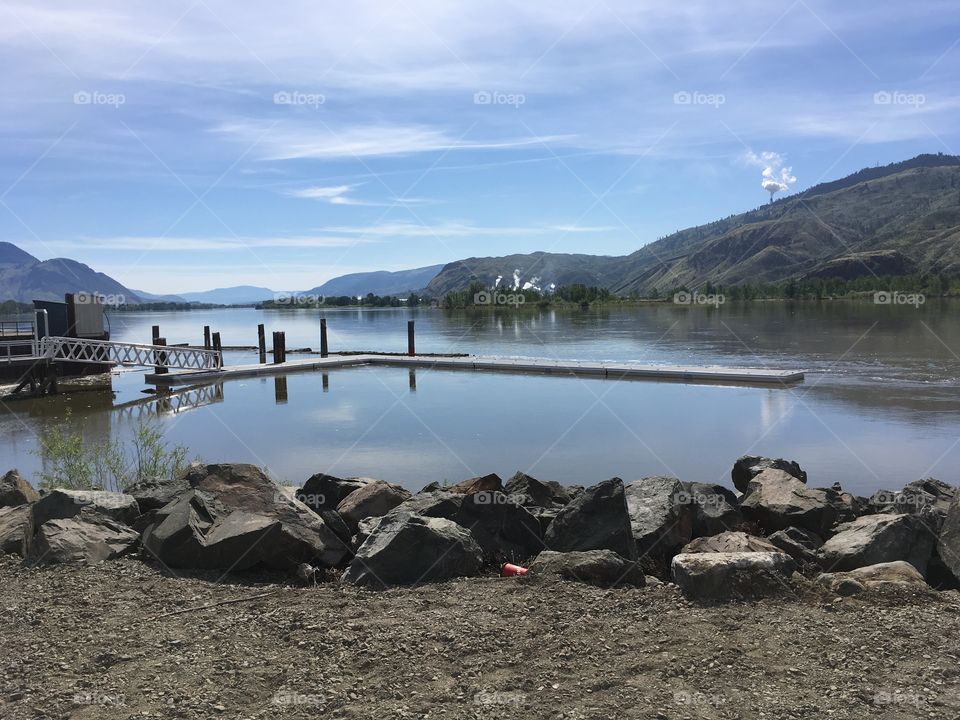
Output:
[
  {"left": 819, "top": 513, "right": 935, "bottom": 574},
  {"left": 125, "top": 476, "right": 190, "bottom": 513},
  {"left": 544, "top": 478, "right": 637, "bottom": 561},
  {"left": 526, "top": 506, "right": 560, "bottom": 536},
  {"left": 297, "top": 474, "right": 377, "bottom": 512},
  {"left": 768, "top": 526, "right": 824, "bottom": 564},
  {"left": 336, "top": 481, "right": 411, "bottom": 529},
  {"left": 527, "top": 550, "right": 645, "bottom": 587},
  {"left": 342, "top": 511, "right": 483, "bottom": 587},
  {"left": 680, "top": 531, "right": 778, "bottom": 555},
  {"left": 448, "top": 473, "right": 503, "bottom": 495},
  {"left": 817, "top": 561, "right": 929, "bottom": 595},
  {"left": 394, "top": 490, "right": 544, "bottom": 562},
  {"left": 142, "top": 463, "right": 348, "bottom": 571},
  {"left": 739, "top": 469, "right": 839, "bottom": 536},
  {"left": 671, "top": 551, "right": 796, "bottom": 600},
  {"left": 419, "top": 481, "right": 443, "bottom": 493},
  {"left": 680, "top": 482, "right": 743, "bottom": 537},
  {"left": 732, "top": 455, "right": 807, "bottom": 493},
  {"left": 0, "top": 504, "right": 33, "bottom": 555},
  {"left": 937, "top": 494, "right": 960, "bottom": 585},
  {"left": 624, "top": 476, "right": 694, "bottom": 559},
  {"left": 276, "top": 486, "right": 352, "bottom": 545},
  {"left": 504, "top": 472, "right": 578, "bottom": 508},
  {"left": 0, "top": 470, "right": 39, "bottom": 507},
  {"left": 870, "top": 478, "right": 956, "bottom": 522},
  {"left": 25, "top": 514, "right": 139, "bottom": 564},
  {"left": 32, "top": 489, "right": 140, "bottom": 527}
]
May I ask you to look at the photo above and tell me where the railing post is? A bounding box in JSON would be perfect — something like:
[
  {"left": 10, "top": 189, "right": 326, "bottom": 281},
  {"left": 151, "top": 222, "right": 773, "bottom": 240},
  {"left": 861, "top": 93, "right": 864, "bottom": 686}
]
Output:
[{"left": 154, "top": 337, "right": 168, "bottom": 375}]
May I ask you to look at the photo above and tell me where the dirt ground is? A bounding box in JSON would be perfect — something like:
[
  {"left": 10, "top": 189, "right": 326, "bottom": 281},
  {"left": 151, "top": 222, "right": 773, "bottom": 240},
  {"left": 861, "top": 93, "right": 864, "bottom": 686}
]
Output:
[{"left": 1, "top": 554, "right": 959, "bottom": 720}]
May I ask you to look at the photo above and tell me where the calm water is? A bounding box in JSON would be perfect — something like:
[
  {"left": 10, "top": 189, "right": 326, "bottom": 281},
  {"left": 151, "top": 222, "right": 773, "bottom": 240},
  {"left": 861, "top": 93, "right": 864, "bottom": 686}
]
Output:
[{"left": 3, "top": 303, "right": 960, "bottom": 496}]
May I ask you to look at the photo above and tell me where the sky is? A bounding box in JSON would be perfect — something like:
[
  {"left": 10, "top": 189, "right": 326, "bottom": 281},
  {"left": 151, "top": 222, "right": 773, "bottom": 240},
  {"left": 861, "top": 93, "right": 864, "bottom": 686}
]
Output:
[{"left": 1, "top": 0, "right": 958, "bottom": 294}]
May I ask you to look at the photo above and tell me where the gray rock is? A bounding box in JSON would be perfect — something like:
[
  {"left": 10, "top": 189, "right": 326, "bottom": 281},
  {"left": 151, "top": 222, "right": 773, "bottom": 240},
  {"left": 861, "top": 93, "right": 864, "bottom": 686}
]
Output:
[
  {"left": 544, "top": 478, "right": 637, "bottom": 561},
  {"left": 732, "top": 455, "right": 807, "bottom": 493},
  {"left": 126, "top": 476, "right": 190, "bottom": 513},
  {"left": 870, "top": 478, "right": 956, "bottom": 522},
  {"left": 767, "top": 526, "right": 824, "bottom": 564},
  {"left": 817, "top": 561, "right": 929, "bottom": 595},
  {"left": 527, "top": 549, "right": 645, "bottom": 587},
  {"left": 25, "top": 514, "right": 138, "bottom": 564},
  {"left": 142, "top": 463, "right": 348, "bottom": 571},
  {"left": 671, "top": 551, "right": 796, "bottom": 600},
  {"left": 937, "top": 493, "right": 960, "bottom": 585},
  {"left": 32, "top": 489, "right": 140, "bottom": 527},
  {"left": 505, "top": 472, "right": 579, "bottom": 508},
  {"left": 680, "top": 482, "right": 743, "bottom": 537},
  {"left": 624, "top": 476, "right": 694, "bottom": 560},
  {"left": 739, "top": 469, "right": 839, "bottom": 537},
  {"left": 296, "top": 474, "right": 376, "bottom": 512},
  {"left": 819, "top": 513, "right": 935, "bottom": 574},
  {"left": 680, "top": 531, "right": 779, "bottom": 555},
  {"left": 336, "top": 481, "right": 411, "bottom": 529},
  {"left": 0, "top": 470, "right": 39, "bottom": 507},
  {"left": 342, "top": 511, "right": 483, "bottom": 588},
  {"left": 0, "top": 504, "right": 33, "bottom": 555}
]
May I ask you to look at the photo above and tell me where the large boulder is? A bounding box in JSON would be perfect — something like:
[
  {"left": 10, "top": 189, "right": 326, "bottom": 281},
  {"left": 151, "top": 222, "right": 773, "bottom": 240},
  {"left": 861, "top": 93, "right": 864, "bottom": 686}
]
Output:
[
  {"left": 732, "top": 455, "right": 807, "bottom": 493},
  {"left": 32, "top": 489, "right": 140, "bottom": 527},
  {"left": 336, "top": 481, "right": 411, "bottom": 529},
  {"left": 624, "top": 476, "right": 694, "bottom": 560},
  {"left": 739, "top": 469, "right": 839, "bottom": 536},
  {"left": 526, "top": 550, "right": 645, "bottom": 587},
  {"left": 296, "top": 474, "right": 376, "bottom": 512},
  {"left": 870, "top": 478, "right": 956, "bottom": 523},
  {"left": 342, "top": 511, "right": 483, "bottom": 587},
  {"left": 25, "top": 514, "right": 138, "bottom": 565},
  {"left": 818, "top": 513, "right": 934, "bottom": 574},
  {"left": 817, "top": 561, "right": 929, "bottom": 596},
  {"left": 680, "top": 531, "right": 778, "bottom": 555},
  {"left": 0, "top": 504, "right": 33, "bottom": 555},
  {"left": 126, "top": 476, "right": 190, "bottom": 513},
  {"left": 448, "top": 473, "right": 503, "bottom": 495},
  {"left": 767, "top": 526, "right": 824, "bottom": 564},
  {"left": 671, "top": 551, "right": 796, "bottom": 600},
  {"left": 937, "top": 494, "right": 960, "bottom": 585},
  {"left": 544, "top": 478, "right": 637, "bottom": 561},
  {"left": 0, "top": 470, "right": 39, "bottom": 507},
  {"left": 392, "top": 490, "right": 543, "bottom": 562},
  {"left": 680, "top": 482, "right": 743, "bottom": 537},
  {"left": 504, "top": 472, "right": 579, "bottom": 508},
  {"left": 142, "top": 463, "right": 348, "bottom": 571}
]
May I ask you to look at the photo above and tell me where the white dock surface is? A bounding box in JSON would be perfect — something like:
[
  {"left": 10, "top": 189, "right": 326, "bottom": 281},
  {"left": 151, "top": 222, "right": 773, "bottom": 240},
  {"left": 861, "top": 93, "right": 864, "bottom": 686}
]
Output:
[{"left": 144, "top": 354, "right": 805, "bottom": 387}]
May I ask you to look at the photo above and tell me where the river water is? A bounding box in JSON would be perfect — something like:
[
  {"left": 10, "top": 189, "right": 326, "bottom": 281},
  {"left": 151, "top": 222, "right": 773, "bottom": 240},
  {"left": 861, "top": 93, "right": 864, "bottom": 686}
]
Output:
[{"left": 3, "top": 302, "right": 959, "bottom": 496}]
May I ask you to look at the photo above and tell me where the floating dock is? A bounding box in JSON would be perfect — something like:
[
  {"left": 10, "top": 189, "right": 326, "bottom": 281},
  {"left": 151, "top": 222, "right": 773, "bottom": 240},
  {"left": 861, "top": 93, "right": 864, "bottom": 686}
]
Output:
[{"left": 144, "top": 353, "right": 805, "bottom": 388}]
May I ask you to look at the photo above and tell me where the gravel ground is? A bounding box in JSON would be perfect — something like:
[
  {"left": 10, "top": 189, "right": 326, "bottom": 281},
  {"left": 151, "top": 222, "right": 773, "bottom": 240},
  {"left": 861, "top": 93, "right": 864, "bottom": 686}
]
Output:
[{"left": 1, "top": 554, "right": 959, "bottom": 720}]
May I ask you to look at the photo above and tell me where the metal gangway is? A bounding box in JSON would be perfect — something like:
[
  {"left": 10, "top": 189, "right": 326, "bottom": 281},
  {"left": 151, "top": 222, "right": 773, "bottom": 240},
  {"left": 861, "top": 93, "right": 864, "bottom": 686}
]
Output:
[{"left": 39, "top": 336, "right": 222, "bottom": 370}]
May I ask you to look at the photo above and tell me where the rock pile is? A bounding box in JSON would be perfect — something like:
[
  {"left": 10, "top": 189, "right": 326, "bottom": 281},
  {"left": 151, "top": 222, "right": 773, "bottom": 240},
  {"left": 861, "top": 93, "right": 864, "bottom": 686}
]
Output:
[{"left": 2, "top": 456, "right": 959, "bottom": 601}]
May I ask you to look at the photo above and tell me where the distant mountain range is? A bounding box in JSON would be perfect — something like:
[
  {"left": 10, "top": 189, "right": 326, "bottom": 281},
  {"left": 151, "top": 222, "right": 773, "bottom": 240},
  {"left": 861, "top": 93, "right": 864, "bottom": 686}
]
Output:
[
  {"left": 425, "top": 153, "right": 960, "bottom": 296},
  {"left": 2, "top": 153, "right": 959, "bottom": 305}
]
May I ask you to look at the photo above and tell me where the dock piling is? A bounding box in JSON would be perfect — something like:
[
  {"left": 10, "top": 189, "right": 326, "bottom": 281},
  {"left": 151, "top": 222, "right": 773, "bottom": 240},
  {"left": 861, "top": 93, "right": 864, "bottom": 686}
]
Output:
[
  {"left": 154, "top": 337, "right": 168, "bottom": 375},
  {"left": 257, "top": 324, "right": 266, "bottom": 364},
  {"left": 407, "top": 320, "right": 415, "bottom": 356},
  {"left": 272, "top": 332, "right": 286, "bottom": 364},
  {"left": 203, "top": 326, "right": 211, "bottom": 350},
  {"left": 320, "top": 319, "right": 328, "bottom": 358}
]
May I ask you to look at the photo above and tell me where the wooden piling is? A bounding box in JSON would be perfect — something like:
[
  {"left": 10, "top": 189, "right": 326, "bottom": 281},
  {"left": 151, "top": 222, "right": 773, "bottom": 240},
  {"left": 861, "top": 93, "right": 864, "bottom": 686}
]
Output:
[
  {"left": 273, "top": 331, "right": 286, "bottom": 364},
  {"left": 257, "top": 324, "right": 266, "bottom": 364},
  {"left": 151, "top": 325, "right": 160, "bottom": 343},
  {"left": 320, "top": 318, "right": 328, "bottom": 358},
  {"left": 407, "top": 320, "right": 415, "bottom": 356},
  {"left": 154, "top": 337, "right": 168, "bottom": 375},
  {"left": 203, "top": 326, "right": 211, "bottom": 350}
]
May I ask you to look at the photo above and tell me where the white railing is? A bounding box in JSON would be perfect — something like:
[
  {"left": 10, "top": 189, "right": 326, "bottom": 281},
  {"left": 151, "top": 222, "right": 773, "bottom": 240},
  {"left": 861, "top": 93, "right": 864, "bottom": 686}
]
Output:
[{"left": 39, "top": 336, "right": 222, "bottom": 371}]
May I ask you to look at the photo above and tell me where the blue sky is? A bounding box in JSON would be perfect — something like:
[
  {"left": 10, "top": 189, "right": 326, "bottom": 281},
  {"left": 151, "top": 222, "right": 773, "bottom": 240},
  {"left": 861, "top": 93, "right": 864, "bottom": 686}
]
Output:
[{"left": 1, "top": 0, "right": 958, "bottom": 293}]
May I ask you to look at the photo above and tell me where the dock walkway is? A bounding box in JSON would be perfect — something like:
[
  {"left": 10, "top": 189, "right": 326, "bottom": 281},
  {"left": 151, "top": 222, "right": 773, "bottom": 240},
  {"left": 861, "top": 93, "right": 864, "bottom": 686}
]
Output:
[{"left": 144, "top": 354, "right": 805, "bottom": 387}]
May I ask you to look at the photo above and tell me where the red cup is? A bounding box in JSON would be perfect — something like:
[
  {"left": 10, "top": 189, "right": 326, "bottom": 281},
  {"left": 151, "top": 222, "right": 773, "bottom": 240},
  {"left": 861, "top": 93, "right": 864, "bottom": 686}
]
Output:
[{"left": 500, "top": 563, "right": 529, "bottom": 577}]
